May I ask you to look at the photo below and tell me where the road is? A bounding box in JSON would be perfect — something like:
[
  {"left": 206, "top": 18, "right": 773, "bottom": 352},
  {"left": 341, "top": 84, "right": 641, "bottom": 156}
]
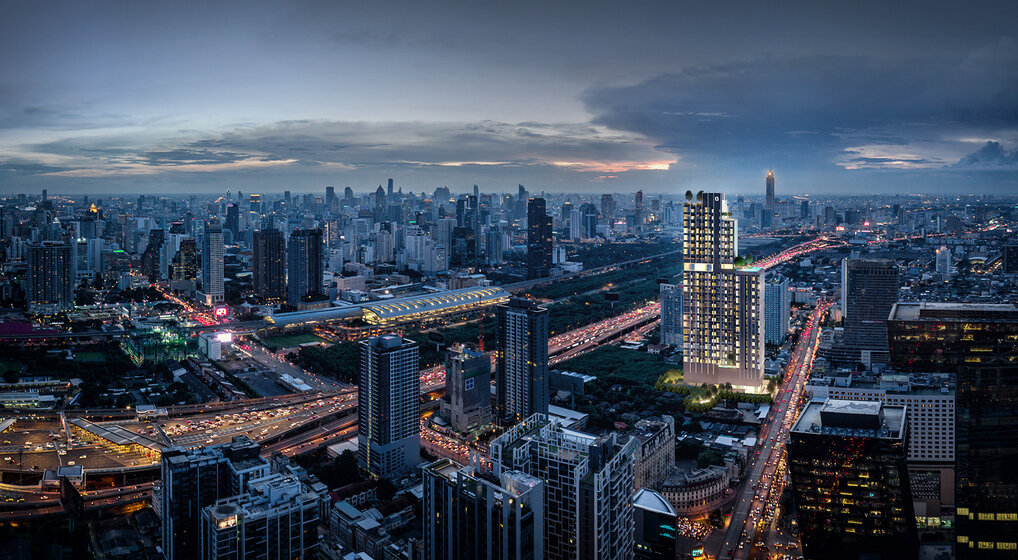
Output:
[
  {"left": 236, "top": 342, "right": 344, "bottom": 391},
  {"left": 717, "top": 302, "right": 829, "bottom": 560}
]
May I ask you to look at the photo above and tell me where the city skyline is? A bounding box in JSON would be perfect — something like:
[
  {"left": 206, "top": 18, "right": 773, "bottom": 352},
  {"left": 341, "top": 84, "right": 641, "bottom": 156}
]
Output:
[{"left": 2, "top": 1, "right": 1017, "bottom": 194}]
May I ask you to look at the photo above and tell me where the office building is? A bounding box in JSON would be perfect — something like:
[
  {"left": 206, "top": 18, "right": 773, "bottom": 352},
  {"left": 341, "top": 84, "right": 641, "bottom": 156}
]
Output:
[
  {"left": 1003, "top": 244, "right": 1018, "bottom": 274},
  {"left": 765, "top": 170, "right": 775, "bottom": 213},
  {"left": 225, "top": 203, "right": 239, "bottom": 236},
  {"left": 788, "top": 399, "right": 917, "bottom": 560},
  {"left": 439, "top": 347, "right": 492, "bottom": 433},
  {"left": 160, "top": 436, "right": 270, "bottom": 560},
  {"left": 659, "top": 282, "right": 683, "bottom": 347},
  {"left": 423, "top": 459, "right": 544, "bottom": 560},
  {"left": 682, "top": 191, "right": 765, "bottom": 391},
  {"left": 287, "top": 228, "right": 325, "bottom": 306},
  {"left": 764, "top": 276, "right": 791, "bottom": 345},
  {"left": 633, "top": 489, "right": 677, "bottom": 560},
  {"left": 253, "top": 228, "right": 286, "bottom": 303},
  {"left": 358, "top": 334, "right": 420, "bottom": 478},
  {"left": 199, "top": 218, "right": 225, "bottom": 306},
  {"left": 489, "top": 414, "right": 637, "bottom": 560},
  {"left": 887, "top": 303, "right": 1018, "bottom": 557},
  {"left": 171, "top": 238, "right": 197, "bottom": 282},
  {"left": 831, "top": 258, "right": 898, "bottom": 365},
  {"left": 495, "top": 298, "right": 549, "bottom": 427},
  {"left": 201, "top": 473, "right": 319, "bottom": 560},
  {"left": 631, "top": 416, "right": 675, "bottom": 490},
  {"left": 526, "top": 198, "right": 553, "bottom": 280},
  {"left": 25, "top": 241, "right": 74, "bottom": 314},
  {"left": 806, "top": 370, "right": 956, "bottom": 521}
]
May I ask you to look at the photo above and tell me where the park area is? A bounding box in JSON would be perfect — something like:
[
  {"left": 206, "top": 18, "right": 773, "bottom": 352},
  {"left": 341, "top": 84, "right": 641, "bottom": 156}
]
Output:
[{"left": 261, "top": 333, "right": 328, "bottom": 349}]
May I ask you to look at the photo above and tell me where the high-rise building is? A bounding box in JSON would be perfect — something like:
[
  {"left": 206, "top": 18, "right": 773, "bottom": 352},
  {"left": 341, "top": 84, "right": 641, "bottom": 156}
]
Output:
[
  {"left": 25, "top": 241, "right": 74, "bottom": 314},
  {"left": 287, "top": 228, "right": 325, "bottom": 306},
  {"left": 580, "top": 202, "right": 599, "bottom": 238},
  {"left": 325, "top": 185, "right": 336, "bottom": 210},
  {"left": 141, "top": 228, "right": 165, "bottom": 280},
  {"left": 1003, "top": 244, "right": 1018, "bottom": 274},
  {"left": 423, "top": 459, "right": 544, "bottom": 560},
  {"left": 199, "top": 218, "right": 225, "bottom": 306},
  {"left": 171, "top": 238, "right": 197, "bottom": 282},
  {"left": 248, "top": 193, "right": 261, "bottom": 214},
  {"left": 490, "top": 414, "right": 636, "bottom": 560},
  {"left": 440, "top": 347, "right": 492, "bottom": 433},
  {"left": 836, "top": 258, "right": 898, "bottom": 364},
  {"left": 659, "top": 282, "right": 683, "bottom": 347},
  {"left": 764, "top": 276, "right": 791, "bottom": 345},
  {"left": 225, "top": 203, "right": 239, "bottom": 236},
  {"left": 788, "top": 399, "right": 917, "bottom": 560},
  {"left": 887, "top": 302, "right": 1018, "bottom": 557},
  {"left": 200, "top": 473, "right": 319, "bottom": 560},
  {"left": 495, "top": 298, "right": 549, "bottom": 427},
  {"left": 682, "top": 192, "right": 765, "bottom": 390},
  {"left": 160, "top": 436, "right": 270, "bottom": 560},
  {"left": 601, "top": 194, "right": 616, "bottom": 219},
  {"left": 633, "top": 489, "right": 677, "bottom": 560},
  {"left": 765, "top": 170, "right": 775, "bottom": 213},
  {"left": 936, "top": 245, "right": 951, "bottom": 281},
  {"left": 526, "top": 198, "right": 553, "bottom": 280},
  {"left": 253, "top": 228, "right": 286, "bottom": 303},
  {"left": 357, "top": 334, "right": 420, "bottom": 478}
]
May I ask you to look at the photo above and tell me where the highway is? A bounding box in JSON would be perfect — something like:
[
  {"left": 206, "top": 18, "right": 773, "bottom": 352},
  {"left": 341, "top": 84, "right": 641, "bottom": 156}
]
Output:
[{"left": 717, "top": 302, "right": 829, "bottom": 560}]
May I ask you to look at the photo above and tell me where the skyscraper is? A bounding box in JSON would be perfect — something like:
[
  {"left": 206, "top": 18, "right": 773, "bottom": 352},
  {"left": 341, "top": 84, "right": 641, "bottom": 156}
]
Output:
[
  {"left": 495, "top": 298, "right": 549, "bottom": 427},
  {"left": 682, "top": 192, "right": 765, "bottom": 390},
  {"left": 423, "top": 459, "right": 544, "bottom": 560},
  {"left": 286, "top": 228, "right": 324, "bottom": 306},
  {"left": 225, "top": 203, "right": 239, "bottom": 236},
  {"left": 765, "top": 170, "right": 775, "bottom": 213},
  {"left": 25, "top": 241, "right": 74, "bottom": 314},
  {"left": 887, "top": 302, "right": 1018, "bottom": 557},
  {"left": 199, "top": 218, "right": 225, "bottom": 306},
  {"left": 160, "top": 436, "right": 270, "bottom": 560},
  {"left": 171, "top": 238, "right": 197, "bottom": 282},
  {"left": 788, "top": 399, "right": 917, "bottom": 560},
  {"left": 526, "top": 198, "right": 553, "bottom": 280},
  {"left": 200, "top": 473, "right": 319, "bottom": 560},
  {"left": 831, "top": 258, "right": 898, "bottom": 364},
  {"left": 253, "top": 228, "right": 286, "bottom": 303},
  {"left": 764, "top": 276, "right": 791, "bottom": 345},
  {"left": 357, "top": 334, "right": 420, "bottom": 478},
  {"left": 489, "top": 414, "right": 636, "bottom": 560},
  {"left": 659, "top": 281, "right": 683, "bottom": 347}
]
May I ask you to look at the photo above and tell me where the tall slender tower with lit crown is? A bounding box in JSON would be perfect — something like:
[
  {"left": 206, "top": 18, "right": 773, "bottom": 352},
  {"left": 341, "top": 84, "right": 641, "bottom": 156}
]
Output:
[{"left": 765, "top": 170, "right": 775, "bottom": 212}]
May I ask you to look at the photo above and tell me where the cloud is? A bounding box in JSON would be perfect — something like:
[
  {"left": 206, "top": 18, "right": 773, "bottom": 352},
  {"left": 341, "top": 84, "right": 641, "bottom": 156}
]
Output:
[
  {"left": 951, "top": 140, "right": 1018, "bottom": 168},
  {"left": 582, "top": 51, "right": 1018, "bottom": 177},
  {"left": 1, "top": 119, "right": 676, "bottom": 187}
]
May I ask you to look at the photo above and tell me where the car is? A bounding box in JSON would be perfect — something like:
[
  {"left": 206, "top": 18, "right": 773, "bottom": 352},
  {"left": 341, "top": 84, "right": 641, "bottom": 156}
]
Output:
[{"left": 67, "top": 461, "right": 75, "bottom": 466}]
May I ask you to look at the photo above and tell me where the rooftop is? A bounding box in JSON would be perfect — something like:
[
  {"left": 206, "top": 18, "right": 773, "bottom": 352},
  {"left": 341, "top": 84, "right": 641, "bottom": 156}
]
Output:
[
  {"left": 889, "top": 301, "right": 1018, "bottom": 322},
  {"left": 634, "top": 488, "right": 677, "bottom": 516},
  {"left": 792, "top": 399, "right": 907, "bottom": 440}
]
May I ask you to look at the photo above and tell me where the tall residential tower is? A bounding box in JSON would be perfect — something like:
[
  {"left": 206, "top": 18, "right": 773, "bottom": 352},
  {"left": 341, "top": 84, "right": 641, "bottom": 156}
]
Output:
[{"left": 682, "top": 192, "right": 765, "bottom": 391}]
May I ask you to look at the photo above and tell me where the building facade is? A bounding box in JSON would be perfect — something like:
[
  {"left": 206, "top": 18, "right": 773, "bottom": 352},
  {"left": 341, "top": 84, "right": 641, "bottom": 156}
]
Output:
[
  {"left": 887, "top": 302, "right": 1018, "bottom": 557},
  {"left": 25, "top": 241, "right": 74, "bottom": 314},
  {"left": 253, "top": 228, "right": 286, "bottom": 303},
  {"left": 287, "top": 228, "right": 325, "bottom": 306},
  {"left": 788, "top": 400, "right": 917, "bottom": 560},
  {"left": 633, "top": 489, "right": 677, "bottom": 560},
  {"left": 440, "top": 347, "right": 492, "bottom": 433},
  {"left": 423, "top": 459, "right": 544, "bottom": 560},
  {"left": 495, "top": 298, "right": 550, "bottom": 428},
  {"left": 160, "top": 436, "right": 270, "bottom": 560},
  {"left": 200, "top": 218, "right": 225, "bottom": 306},
  {"left": 201, "top": 473, "right": 320, "bottom": 560},
  {"left": 489, "top": 414, "right": 637, "bottom": 560},
  {"left": 764, "top": 276, "right": 791, "bottom": 345},
  {"left": 357, "top": 334, "right": 420, "bottom": 478},
  {"left": 682, "top": 192, "right": 764, "bottom": 391},
  {"left": 526, "top": 198, "right": 553, "bottom": 280},
  {"left": 832, "top": 258, "right": 898, "bottom": 364},
  {"left": 659, "top": 282, "right": 683, "bottom": 347}
]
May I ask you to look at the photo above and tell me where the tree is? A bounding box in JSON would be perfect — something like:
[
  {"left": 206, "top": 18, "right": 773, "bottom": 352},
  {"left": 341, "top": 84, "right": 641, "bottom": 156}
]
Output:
[
  {"left": 335, "top": 450, "right": 360, "bottom": 482},
  {"left": 697, "top": 449, "right": 724, "bottom": 469}
]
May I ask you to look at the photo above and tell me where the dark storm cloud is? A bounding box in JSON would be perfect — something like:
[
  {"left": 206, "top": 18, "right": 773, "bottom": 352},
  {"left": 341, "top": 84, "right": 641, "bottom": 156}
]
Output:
[{"left": 582, "top": 49, "right": 1018, "bottom": 171}]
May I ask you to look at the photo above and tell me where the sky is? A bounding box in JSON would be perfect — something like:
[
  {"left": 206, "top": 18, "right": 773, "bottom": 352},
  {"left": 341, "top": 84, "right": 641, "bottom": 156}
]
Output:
[{"left": 1, "top": 0, "right": 1017, "bottom": 195}]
